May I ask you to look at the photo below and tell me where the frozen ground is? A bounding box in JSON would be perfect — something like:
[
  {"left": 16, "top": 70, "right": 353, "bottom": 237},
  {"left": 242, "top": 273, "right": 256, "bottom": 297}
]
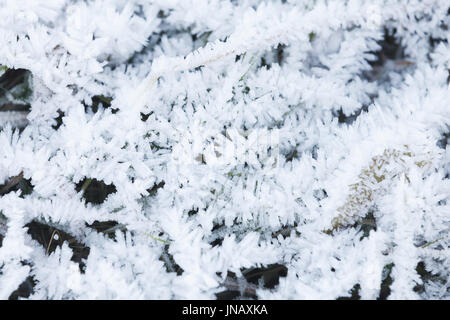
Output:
[{"left": 0, "top": 0, "right": 449, "bottom": 299}]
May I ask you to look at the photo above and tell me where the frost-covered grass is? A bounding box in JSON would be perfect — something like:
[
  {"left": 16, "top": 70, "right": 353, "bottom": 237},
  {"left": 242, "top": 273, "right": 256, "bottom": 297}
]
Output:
[{"left": 0, "top": 0, "right": 449, "bottom": 300}]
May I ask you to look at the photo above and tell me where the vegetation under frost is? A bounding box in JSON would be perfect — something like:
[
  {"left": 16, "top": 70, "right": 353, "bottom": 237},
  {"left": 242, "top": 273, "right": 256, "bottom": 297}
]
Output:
[{"left": 0, "top": 0, "right": 449, "bottom": 299}]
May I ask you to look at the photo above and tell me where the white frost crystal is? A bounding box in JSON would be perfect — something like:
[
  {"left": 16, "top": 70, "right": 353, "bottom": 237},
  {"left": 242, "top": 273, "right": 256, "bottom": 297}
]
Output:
[{"left": 0, "top": 0, "right": 448, "bottom": 299}]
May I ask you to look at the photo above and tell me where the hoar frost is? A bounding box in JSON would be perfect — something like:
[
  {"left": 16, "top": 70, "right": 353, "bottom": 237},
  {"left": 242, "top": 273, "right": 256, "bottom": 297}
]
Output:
[{"left": 0, "top": 0, "right": 449, "bottom": 300}]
